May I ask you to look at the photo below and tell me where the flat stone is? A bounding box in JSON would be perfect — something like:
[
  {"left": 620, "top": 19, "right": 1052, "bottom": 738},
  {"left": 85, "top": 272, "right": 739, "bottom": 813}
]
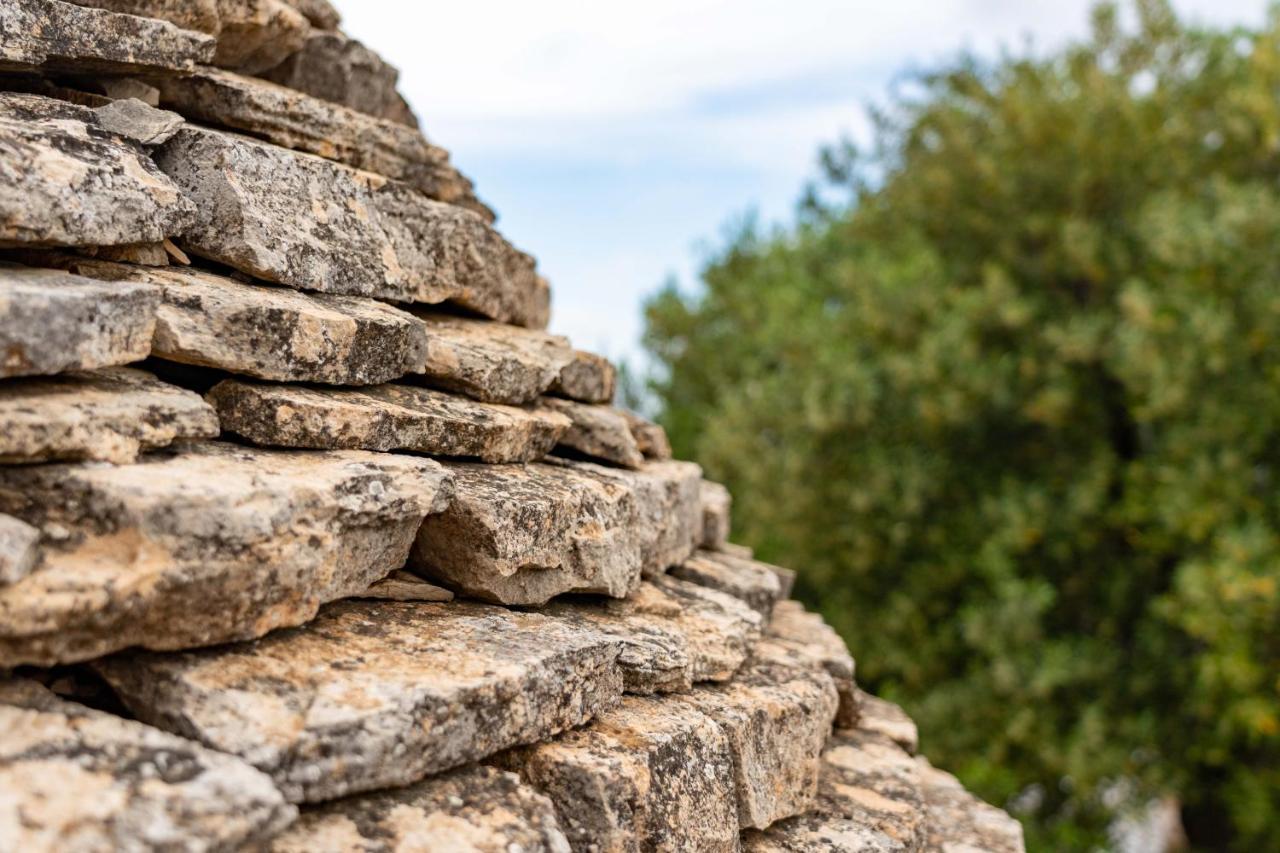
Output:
[
  {"left": 540, "top": 397, "right": 645, "bottom": 468},
  {"left": 501, "top": 694, "right": 741, "bottom": 853},
  {"left": 92, "top": 97, "right": 184, "bottom": 145},
  {"left": 412, "top": 314, "right": 575, "bottom": 404},
  {"left": 0, "top": 679, "right": 295, "bottom": 852},
  {"left": 101, "top": 77, "right": 162, "bottom": 104},
  {"left": 0, "top": 93, "right": 195, "bottom": 248},
  {"left": 208, "top": 380, "right": 569, "bottom": 463},
  {"left": 0, "top": 514, "right": 40, "bottom": 586},
  {"left": 549, "top": 349, "right": 616, "bottom": 404},
  {"left": 0, "top": 442, "right": 452, "bottom": 666},
  {"left": 767, "top": 600, "right": 859, "bottom": 728},
  {"left": 855, "top": 689, "right": 918, "bottom": 754},
  {"left": 700, "top": 480, "right": 732, "bottom": 549},
  {"left": 623, "top": 409, "right": 673, "bottom": 459},
  {"left": 69, "top": 260, "right": 430, "bottom": 385},
  {"left": 260, "top": 30, "right": 418, "bottom": 127},
  {"left": 267, "top": 765, "right": 570, "bottom": 853},
  {"left": 918, "top": 759, "right": 1025, "bottom": 853},
  {"left": 66, "top": 0, "right": 222, "bottom": 35},
  {"left": 358, "top": 570, "right": 453, "bottom": 603},
  {"left": 671, "top": 549, "right": 784, "bottom": 618},
  {"left": 155, "top": 68, "right": 490, "bottom": 219},
  {"left": 281, "top": 0, "right": 338, "bottom": 30},
  {"left": 0, "top": 263, "right": 158, "bottom": 378},
  {"left": 0, "top": 367, "right": 219, "bottom": 464},
  {"left": 0, "top": 0, "right": 215, "bottom": 76},
  {"left": 97, "top": 600, "right": 625, "bottom": 803},
  {"left": 154, "top": 125, "right": 546, "bottom": 326}
]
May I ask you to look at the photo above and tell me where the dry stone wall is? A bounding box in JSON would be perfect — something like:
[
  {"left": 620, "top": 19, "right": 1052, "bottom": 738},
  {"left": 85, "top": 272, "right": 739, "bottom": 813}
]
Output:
[{"left": 0, "top": 3, "right": 1024, "bottom": 850}]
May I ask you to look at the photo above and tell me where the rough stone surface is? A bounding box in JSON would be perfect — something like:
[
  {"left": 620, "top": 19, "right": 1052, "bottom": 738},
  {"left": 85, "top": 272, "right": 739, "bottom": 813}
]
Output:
[
  {"left": 281, "top": 0, "right": 338, "bottom": 30},
  {"left": 70, "top": 260, "right": 430, "bottom": 385},
  {"left": 0, "top": 679, "right": 296, "bottom": 852},
  {"left": 700, "top": 480, "right": 732, "bottom": 549},
  {"left": 0, "top": 0, "right": 215, "bottom": 76},
  {"left": 767, "top": 600, "right": 860, "bottom": 729},
  {"left": 623, "top": 409, "right": 673, "bottom": 460},
  {"left": 358, "top": 570, "right": 453, "bottom": 603},
  {"left": 260, "top": 30, "right": 418, "bottom": 127},
  {"left": 671, "top": 549, "right": 784, "bottom": 618},
  {"left": 0, "top": 442, "right": 453, "bottom": 666},
  {"left": 208, "top": 379, "right": 570, "bottom": 463},
  {"left": 154, "top": 125, "right": 546, "bottom": 326},
  {"left": 206, "top": 0, "right": 311, "bottom": 73},
  {"left": 918, "top": 758, "right": 1025, "bottom": 853},
  {"left": 267, "top": 765, "right": 570, "bottom": 853},
  {"left": 0, "top": 263, "right": 158, "bottom": 378},
  {"left": 154, "top": 68, "right": 491, "bottom": 218},
  {"left": 92, "top": 97, "right": 184, "bottom": 145},
  {"left": 541, "top": 397, "right": 645, "bottom": 468},
  {"left": 412, "top": 314, "right": 575, "bottom": 404},
  {"left": 502, "top": 694, "right": 741, "bottom": 853},
  {"left": 0, "top": 367, "right": 219, "bottom": 464},
  {"left": 549, "top": 349, "right": 616, "bottom": 404},
  {"left": 67, "top": 0, "right": 222, "bottom": 35},
  {"left": 856, "top": 689, "right": 919, "bottom": 755},
  {"left": 0, "top": 93, "right": 195, "bottom": 248},
  {"left": 0, "top": 514, "right": 40, "bottom": 586},
  {"left": 97, "top": 600, "right": 625, "bottom": 803}
]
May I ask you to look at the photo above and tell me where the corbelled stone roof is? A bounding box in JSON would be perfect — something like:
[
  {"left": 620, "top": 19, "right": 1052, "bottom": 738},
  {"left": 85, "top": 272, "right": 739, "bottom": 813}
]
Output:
[{"left": 0, "top": 2, "right": 1025, "bottom": 850}]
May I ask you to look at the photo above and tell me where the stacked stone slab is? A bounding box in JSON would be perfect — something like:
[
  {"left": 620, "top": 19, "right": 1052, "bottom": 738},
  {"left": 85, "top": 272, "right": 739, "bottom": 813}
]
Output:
[{"left": 0, "top": 4, "right": 1023, "bottom": 850}]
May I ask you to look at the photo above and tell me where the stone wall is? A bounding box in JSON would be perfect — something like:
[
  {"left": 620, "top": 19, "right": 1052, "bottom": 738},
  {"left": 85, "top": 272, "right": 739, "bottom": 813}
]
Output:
[{"left": 0, "top": 2, "right": 1026, "bottom": 850}]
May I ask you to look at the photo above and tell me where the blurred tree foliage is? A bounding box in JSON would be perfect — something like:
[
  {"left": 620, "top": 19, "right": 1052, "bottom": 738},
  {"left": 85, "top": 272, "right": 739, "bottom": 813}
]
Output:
[{"left": 641, "top": 1, "right": 1280, "bottom": 848}]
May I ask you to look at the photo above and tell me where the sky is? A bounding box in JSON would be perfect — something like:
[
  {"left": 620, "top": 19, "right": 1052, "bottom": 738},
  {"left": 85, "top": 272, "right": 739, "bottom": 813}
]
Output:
[{"left": 332, "top": 0, "right": 1267, "bottom": 365}]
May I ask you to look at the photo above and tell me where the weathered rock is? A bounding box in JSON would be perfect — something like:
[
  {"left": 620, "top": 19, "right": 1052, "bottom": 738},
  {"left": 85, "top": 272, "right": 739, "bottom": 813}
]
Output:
[
  {"left": 92, "top": 97, "right": 184, "bottom": 145},
  {"left": 66, "top": 0, "right": 222, "bottom": 35},
  {"left": 0, "top": 93, "right": 195, "bottom": 248},
  {"left": 97, "top": 600, "right": 625, "bottom": 803},
  {"left": 918, "top": 758, "right": 1025, "bottom": 853},
  {"left": 412, "top": 314, "right": 575, "bottom": 404},
  {"left": 358, "top": 569, "right": 453, "bottom": 603},
  {"left": 260, "top": 30, "right": 418, "bottom": 127},
  {"left": 0, "top": 679, "right": 295, "bottom": 852},
  {"left": 855, "top": 689, "right": 918, "bottom": 754},
  {"left": 623, "top": 409, "right": 673, "bottom": 459},
  {"left": 69, "top": 261, "right": 430, "bottom": 385},
  {"left": 0, "top": 367, "right": 219, "bottom": 464},
  {"left": 267, "top": 765, "right": 570, "bottom": 853},
  {"left": 0, "top": 514, "right": 40, "bottom": 586},
  {"left": 154, "top": 125, "right": 546, "bottom": 326},
  {"left": 719, "top": 541, "right": 755, "bottom": 560},
  {"left": 671, "top": 549, "right": 784, "bottom": 618},
  {"left": 767, "top": 600, "right": 859, "bottom": 729},
  {"left": 208, "top": 380, "right": 570, "bottom": 463},
  {"left": 154, "top": 68, "right": 490, "bottom": 218},
  {"left": 0, "top": 442, "right": 453, "bottom": 666},
  {"left": 100, "top": 76, "right": 162, "bottom": 105},
  {"left": 549, "top": 348, "right": 616, "bottom": 404},
  {"left": 700, "top": 480, "right": 732, "bottom": 549},
  {"left": 541, "top": 397, "right": 645, "bottom": 468},
  {"left": 0, "top": 0, "right": 215, "bottom": 76},
  {"left": 0, "top": 263, "right": 157, "bottom": 378},
  {"left": 280, "top": 0, "right": 338, "bottom": 30},
  {"left": 502, "top": 694, "right": 741, "bottom": 853}
]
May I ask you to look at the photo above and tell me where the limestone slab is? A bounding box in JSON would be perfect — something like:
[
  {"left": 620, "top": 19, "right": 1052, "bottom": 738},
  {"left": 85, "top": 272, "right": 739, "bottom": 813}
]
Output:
[
  {"left": 0, "top": 0, "right": 215, "bottom": 75},
  {"left": 208, "top": 380, "right": 569, "bottom": 463},
  {"left": 0, "top": 263, "right": 158, "bottom": 378},
  {"left": 541, "top": 397, "right": 645, "bottom": 468},
  {"left": 413, "top": 314, "right": 575, "bottom": 405},
  {"left": 155, "top": 68, "right": 490, "bottom": 218},
  {"left": 671, "top": 549, "right": 784, "bottom": 618},
  {"left": 97, "top": 600, "right": 625, "bottom": 803},
  {"left": 0, "top": 442, "right": 452, "bottom": 666},
  {"left": 67, "top": 0, "right": 222, "bottom": 35},
  {"left": 855, "top": 689, "right": 918, "bottom": 754},
  {"left": 0, "top": 93, "right": 195, "bottom": 248},
  {"left": 700, "top": 480, "right": 732, "bottom": 549},
  {"left": 549, "top": 349, "right": 616, "bottom": 404},
  {"left": 92, "top": 97, "right": 184, "bottom": 145},
  {"left": 0, "top": 367, "right": 218, "bottom": 464},
  {"left": 267, "top": 765, "right": 570, "bottom": 853},
  {"left": 0, "top": 679, "right": 295, "bottom": 853},
  {"left": 767, "top": 600, "right": 859, "bottom": 729},
  {"left": 154, "top": 125, "right": 546, "bottom": 326},
  {"left": 0, "top": 514, "right": 40, "bottom": 586},
  {"left": 918, "top": 759, "right": 1025, "bottom": 853},
  {"left": 358, "top": 570, "right": 453, "bottom": 603},
  {"left": 623, "top": 409, "right": 673, "bottom": 459}
]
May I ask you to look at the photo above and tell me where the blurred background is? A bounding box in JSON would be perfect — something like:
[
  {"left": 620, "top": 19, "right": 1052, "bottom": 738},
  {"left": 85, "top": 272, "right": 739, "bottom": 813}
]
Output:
[{"left": 338, "top": 1, "right": 1278, "bottom": 849}]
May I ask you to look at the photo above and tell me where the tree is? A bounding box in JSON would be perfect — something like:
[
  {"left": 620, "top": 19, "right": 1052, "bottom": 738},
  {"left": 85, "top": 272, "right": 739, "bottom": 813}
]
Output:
[{"left": 642, "top": 2, "right": 1280, "bottom": 848}]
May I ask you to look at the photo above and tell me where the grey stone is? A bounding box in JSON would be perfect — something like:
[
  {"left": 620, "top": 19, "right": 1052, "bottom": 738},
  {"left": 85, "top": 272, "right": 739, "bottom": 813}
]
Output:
[
  {"left": 97, "top": 600, "right": 625, "bottom": 803},
  {"left": 541, "top": 397, "right": 645, "bottom": 468},
  {"left": 855, "top": 689, "right": 919, "bottom": 754},
  {"left": 358, "top": 570, "right": 453, "bottom": 603},
  {"left": 623, "top": 409, "right": 673, "bottom": 459},
  {"left": 671, "top": 549, "right": 784, "bottom": 618},
  {"left": 154, "top": 125, "right": 547, "bottom": 327},
  {"left": 0, "top": 93, "right": 195, "bottom": 248},
  {"left": 0, "top": 442, "right": 453, "bottom": 666},
  {"left": 0, "top": 0, "right": 215, "bottom": 76},
  {"left": 767, "top": 600, "right": 860, "bottom": 729},
  {"left": 549, "top": 349, "right": 616, "bottom": 404},
  {"left": 0, "top": 679, "right": 295, "bottom": 853},
  {"left": 412, "top": 313, "right": 575, "bottom": 404},
  {"left": 0, "top": 263, "right": 158, "bottom": 378},
  {"left": 700, "top": 480, "right": 732, "bottom": 549},
  {"left": 0, "top": 367, "right": 219, "bottom": 464},
  {"left": 267, "top": 765, "right": 570, "bottom": 853},
  {"left": 100, "top": 76, "right": 162, "bottom": 105},
  {"left": 918, "top": 758, "right": 1025, "bottom": 853},
  {"left": 0, "top": 514, "right": 40, "bottom": 586},
  {"left": 154, "top": 68, "right": 490, "bottom": 219},
  {"left": 208, "top": 379, "right": 570, "bottom": 463},
  {"left": 92, "top": 98, "right": 184, "bottom": 145}
]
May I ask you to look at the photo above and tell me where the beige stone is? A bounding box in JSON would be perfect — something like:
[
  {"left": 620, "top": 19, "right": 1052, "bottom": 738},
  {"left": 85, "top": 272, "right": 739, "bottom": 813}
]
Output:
[
  {"left": 549, "top": 348, "right": 616, "bottom": 404},
  {"left": 358, "top": 570, "right": 453, "bottom": 603},
  {"left": 0, "top": 515, "right": 40, "bottom": 586},
  {"left": 412, "top": 314, "right": 575, "bottom": 404},
  {"left": 280, "top": 0, "right": 338, "bottom": 30},
  {"left": 918, "top": 758, "right": 1025, "bottom": 853},
  {"left": 855, "top": 689, "right": 919, "bottom": 754},
  {"left": 700, "top": 480, "right": 732, "bottom": 549},
  {"left": 622, "top": 409, "right": 673, "bottom": 459},
  {"left": 671, "top": 549, "right": 784, "bottom": 618},
  {"left": 767, "top": 600, "right": 859, "bottom": 728},
  {"left": 540, "top": 397, "right": 645, "bottom": 469}
]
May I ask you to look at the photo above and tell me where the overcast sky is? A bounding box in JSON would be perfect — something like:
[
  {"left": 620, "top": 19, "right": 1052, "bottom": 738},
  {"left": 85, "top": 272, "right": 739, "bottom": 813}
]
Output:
[{"left": 332, "top": 1, "right": 1266, "bottom": 364}]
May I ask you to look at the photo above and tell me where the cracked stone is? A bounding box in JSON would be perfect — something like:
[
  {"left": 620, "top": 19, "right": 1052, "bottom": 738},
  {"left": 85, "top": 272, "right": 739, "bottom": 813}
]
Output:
[
  {"left": 411, "top": 314, "right": 575, "bottom": 405},
  {"left": 97, "top": 600, "right": 625, "bottom": 803},
  {"left": 0, "top": 442, "right": 453, "bottom": 666},
  {"left": 622, "top": 409, "right": 673, "bottom": 460},
  {"left": 767, "top": 600, "right": 859, "bottom": 729},
  {"left": 670, "top": 549, "right": 784, "bottom": 619},
  {"left": 154, "top": 125, "right": 546, "bottom": 326},
  {"left": 540, "top": 397, "right": 645, "bottom": 469},
  {"left": 918, "top": 758, "right": 1025, "bottom": 853},
  {"left": 0, "top": 263, "right": 157, "bottom": 378},
  {"left": 855, "top": 689, "right": 918, "bottom": 754},
  {"left": 0, "top": 367, "right": 219, "bottom": 464},
  {"left": 0, "top": 514, "right": 40, "bottom": 586},
  {"left": 549, "top": 349, "right": 616, "bottom": 404},
  {"left": 208, "top": 380, "right": 569, "bottom": 463},
  {"left": 0, "top": 679, "right": 296, "bottom": 853},
  {"left": 699, "top": 480, "right": 732, "bottom": 549}
]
